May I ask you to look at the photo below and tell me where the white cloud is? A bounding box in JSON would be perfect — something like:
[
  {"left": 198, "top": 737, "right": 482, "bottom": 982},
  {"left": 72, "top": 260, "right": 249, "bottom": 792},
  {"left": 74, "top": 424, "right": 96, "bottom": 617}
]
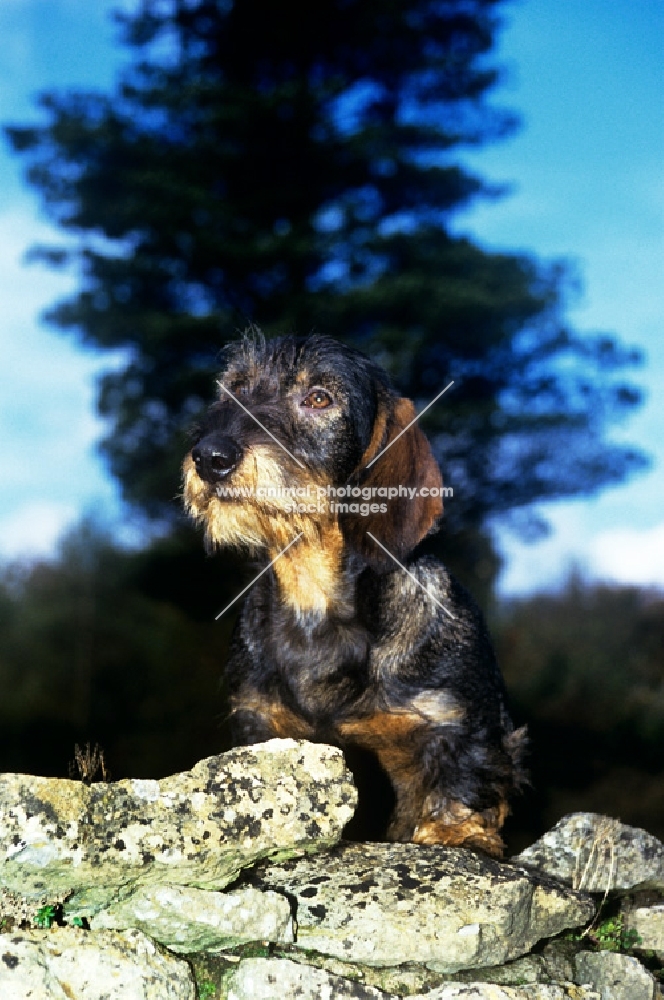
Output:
[
  {"left": 495, "top": 505, "right": 590, "bottom": 595},
  {"left": 0, "top": 203, "right": 125, "bottom": 557},
  {"left": 496, "top": 497, "right": 664, "bottom": 595},
  {"left": 0, "top": 500, "right": 78, "bottom": 561},
  {"left": 590, "top": 524, "right": 664, "bottom": 588}
]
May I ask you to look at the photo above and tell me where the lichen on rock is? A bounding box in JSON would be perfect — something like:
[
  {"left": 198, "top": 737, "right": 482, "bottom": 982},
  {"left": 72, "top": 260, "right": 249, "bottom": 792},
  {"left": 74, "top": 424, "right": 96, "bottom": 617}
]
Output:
[{"left": 0, "top": 739, "right": 357, "bottom": 910}]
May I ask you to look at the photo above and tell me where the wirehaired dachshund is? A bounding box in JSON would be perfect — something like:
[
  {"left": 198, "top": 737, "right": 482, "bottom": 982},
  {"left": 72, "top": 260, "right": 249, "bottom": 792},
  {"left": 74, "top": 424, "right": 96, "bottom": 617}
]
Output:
[{"left": 183, "top": 333, "right": 525, "bottom": 854}]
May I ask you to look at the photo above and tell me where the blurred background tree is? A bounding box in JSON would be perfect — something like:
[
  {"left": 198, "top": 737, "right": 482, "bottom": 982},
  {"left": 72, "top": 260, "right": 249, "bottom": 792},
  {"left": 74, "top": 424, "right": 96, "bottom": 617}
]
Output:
[
  {"left": 2, "top": 0, "right": 656, "bottom": 850},
  {"left": 6, "top": 0, "right": 644, "bottom": 582},
  {"left": 0, "top": 520, "right": 232, "bottom": 780},
  {"left": 493, "top": 578, "right": 664, "bottom": 847}
]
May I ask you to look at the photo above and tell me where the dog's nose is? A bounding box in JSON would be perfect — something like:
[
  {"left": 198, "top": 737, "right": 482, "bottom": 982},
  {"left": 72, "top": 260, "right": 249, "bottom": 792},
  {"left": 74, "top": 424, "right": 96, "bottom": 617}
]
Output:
[{"left": 192, "top": 435, "right": 242, "bottom": 482}]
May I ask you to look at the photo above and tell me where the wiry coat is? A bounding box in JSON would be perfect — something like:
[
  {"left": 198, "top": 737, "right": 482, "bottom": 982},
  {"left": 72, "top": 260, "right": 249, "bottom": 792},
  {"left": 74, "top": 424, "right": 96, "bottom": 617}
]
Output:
[{"left": 184, "top": 334, "right": 525, "bottom": 853}]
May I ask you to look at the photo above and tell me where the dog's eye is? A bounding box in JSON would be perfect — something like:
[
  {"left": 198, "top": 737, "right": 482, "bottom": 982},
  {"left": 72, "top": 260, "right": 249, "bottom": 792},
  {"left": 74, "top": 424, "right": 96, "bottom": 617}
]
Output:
[
  {"left": 301, "top": 388, "right": 333, "bottom": 409},
  {"left": 230, "top": 383, "right": 249, "bottom": 397}
]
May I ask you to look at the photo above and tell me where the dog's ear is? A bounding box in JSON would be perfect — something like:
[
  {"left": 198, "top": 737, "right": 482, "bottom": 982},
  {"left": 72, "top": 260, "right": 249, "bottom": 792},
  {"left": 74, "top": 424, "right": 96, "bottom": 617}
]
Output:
[{"left": 340, "top": 395, "right": 443, "bottom": 570}]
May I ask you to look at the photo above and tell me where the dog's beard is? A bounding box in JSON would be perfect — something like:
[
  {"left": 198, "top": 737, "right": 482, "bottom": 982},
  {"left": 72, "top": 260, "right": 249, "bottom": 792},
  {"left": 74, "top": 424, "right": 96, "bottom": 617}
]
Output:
[{"left": 184, "top": 446, "right": 331, "bottom": 554}]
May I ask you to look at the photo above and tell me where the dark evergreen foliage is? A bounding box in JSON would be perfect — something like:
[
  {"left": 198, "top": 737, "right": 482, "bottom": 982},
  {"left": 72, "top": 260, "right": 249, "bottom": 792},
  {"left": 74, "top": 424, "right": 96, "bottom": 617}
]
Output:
[
  {"left": 494, "top": 578, "right": 664, "bottom": 848},
  {"left": 0, "top": 521, "right": 235, "bottom": 779},
  {"left": 5, "top": 0, "right": 645, "bottom": 550}
]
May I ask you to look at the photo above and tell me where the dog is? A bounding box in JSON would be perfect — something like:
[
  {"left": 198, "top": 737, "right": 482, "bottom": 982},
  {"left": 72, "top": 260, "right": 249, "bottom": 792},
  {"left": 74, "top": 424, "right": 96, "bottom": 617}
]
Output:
[{"left": 183, "top": 333, "right": 526, "bottom": 855}]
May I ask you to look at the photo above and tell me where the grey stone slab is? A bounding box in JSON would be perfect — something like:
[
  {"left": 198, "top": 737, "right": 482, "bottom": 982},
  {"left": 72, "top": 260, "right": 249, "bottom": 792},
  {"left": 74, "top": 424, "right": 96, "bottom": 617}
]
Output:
[
  {"left": 624, "top": 903, "right": 664, "bottom": 958},
  {"left": 0, "top": 739, "right": 356, "bottom": 908},
  {"left": 574, "top": 950, "right": 659, "bottom": 1000},
  {"left": 0, "top": 926, "right": 195, "bottom": 1000},
  {"left": 91, "top": 883, "right": 294, "bottom": 953},
  {"left": 250, "top": 841, "right": 594, "bottom": 971},
  {"left": 225, "top": 956, "right": 399, "bottom": 999},
  {"left": 514, "top": 814, "right": 664, "bottom": 893}
]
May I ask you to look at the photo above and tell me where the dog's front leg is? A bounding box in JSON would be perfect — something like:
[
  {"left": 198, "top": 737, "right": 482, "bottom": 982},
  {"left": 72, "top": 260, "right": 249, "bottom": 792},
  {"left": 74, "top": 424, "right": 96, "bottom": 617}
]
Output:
[
  {"left": 338, "top": 710, "right": 510, "bottom": 856},
  {"left": 228, "top": 690, "right": 314, "bottom": 746}
]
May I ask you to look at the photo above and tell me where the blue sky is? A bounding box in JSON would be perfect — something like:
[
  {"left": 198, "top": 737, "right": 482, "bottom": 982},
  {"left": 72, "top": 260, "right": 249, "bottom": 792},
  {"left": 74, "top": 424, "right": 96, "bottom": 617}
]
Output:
[
  {"left": 0, "top": 0, "right": 662, "bottom": 593},
  {"left": 460, "top": 0, "right": 664, "bottom": 591}
]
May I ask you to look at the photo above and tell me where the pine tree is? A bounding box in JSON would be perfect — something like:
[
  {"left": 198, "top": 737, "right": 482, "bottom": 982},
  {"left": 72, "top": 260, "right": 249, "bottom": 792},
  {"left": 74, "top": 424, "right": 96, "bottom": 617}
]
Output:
[{"left": 7, "top": 0, "right": 644, "bottom": 581}]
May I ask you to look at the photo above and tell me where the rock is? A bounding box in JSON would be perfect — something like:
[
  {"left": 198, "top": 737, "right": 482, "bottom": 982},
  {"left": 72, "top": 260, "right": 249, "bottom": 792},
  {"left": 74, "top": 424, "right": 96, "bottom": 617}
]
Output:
[
  {"left": 224, "top": 958, "right": 598, "bottom": 999},
  {"left": 453, "top": 954, "right": 555, "bottom": 986},
  {"left": 574, "top": 950, "right": 659, "bottom": 1000},
  {"left": 247, "top": 939, "right": 584, "bottom": 995},
  {"left": 91, "top": 883, "right": 293, "bottom": 953},
  {"left": 413, "top": 987, "right": 599, "bottom": 999},
  {"left": 249, "top": 841, "right": 595, "bottom": 972},
  {"left": 0, "top": 739, "right": 356, "bottom": 909},
  {"left": 624, "top": 903, "right": 664, "bottom": 959},
  {"left": 539, "top": 940, "right": 579, "bottom": 985},
  {"left": 450, "top": 941, "right": 581, "bottom": 990},
  {"left": 513, "top": 814, "right": 664, "bottom": 892},
  {"left": 0, "top": 925, "right": 195, "bottom": 999},
  {"left": 225, "top": 956, "right": 399, "bottom": 999},
  {"left": 265, "top": 947, "right": 452, "bottom": 995},
  {"left": 1, "top": 885, "right": 55, "bottom": 930}
]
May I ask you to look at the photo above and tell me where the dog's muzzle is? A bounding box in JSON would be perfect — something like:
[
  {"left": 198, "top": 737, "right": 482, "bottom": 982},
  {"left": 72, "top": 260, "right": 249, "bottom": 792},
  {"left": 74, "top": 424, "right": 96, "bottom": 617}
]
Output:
[{"left": 192, "top": 434, "right": 242, "bottom": 483}]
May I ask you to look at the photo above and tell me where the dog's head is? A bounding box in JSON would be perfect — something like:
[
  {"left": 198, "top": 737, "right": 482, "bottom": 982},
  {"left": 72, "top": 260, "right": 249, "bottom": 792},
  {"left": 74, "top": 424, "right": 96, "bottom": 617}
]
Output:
[{"left": 183, "top": 332, "right": 443, "bottom": 569}]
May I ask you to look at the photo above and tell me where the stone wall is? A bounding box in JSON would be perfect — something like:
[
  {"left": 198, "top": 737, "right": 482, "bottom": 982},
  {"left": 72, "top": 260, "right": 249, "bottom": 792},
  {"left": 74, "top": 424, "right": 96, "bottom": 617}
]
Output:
[{"left": 1, "top": 739, "right": 662, "bottom": 999}]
